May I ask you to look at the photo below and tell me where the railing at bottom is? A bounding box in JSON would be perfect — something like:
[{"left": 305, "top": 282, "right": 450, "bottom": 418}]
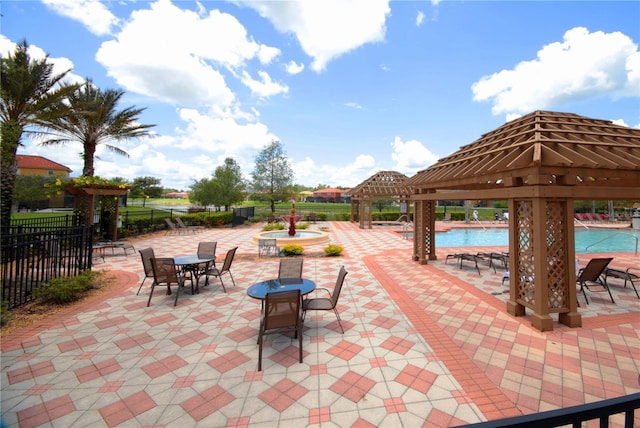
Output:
[{"left": 456, "top": 392, "right": 640, "bottom": 428}]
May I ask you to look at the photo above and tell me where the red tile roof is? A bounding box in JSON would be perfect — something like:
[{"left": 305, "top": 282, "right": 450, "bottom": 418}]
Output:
[{"left": 16, "top": 155, "right": 72, "bottom": 172}]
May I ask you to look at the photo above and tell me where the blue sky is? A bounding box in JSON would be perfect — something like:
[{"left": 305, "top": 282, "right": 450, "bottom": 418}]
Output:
[{"left": 2, "top": 0, "right": 639, "bottom": 191}]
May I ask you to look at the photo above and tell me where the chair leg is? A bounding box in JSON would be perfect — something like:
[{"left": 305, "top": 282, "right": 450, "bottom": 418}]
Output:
[
  {"left": 227, "top": 271, "right": 236, "bottom": 287},
  {"left": 298, "top": 326, "right": 303, "bottom": 363},
  {"left": 147, "top": 282, "right": 156, "bottom": 307},
  {"left": 136, "top": 277, "right": 148, "bottom": 295},
  {"left": 581, "top": 283, "right": 590, "bottom": 305},
  {"left": 174, "top": 283, "right": 181, "bottom": 306},
  {"left": 334, "top": 308, "right": 345, "bottom": 334},
  {"left": 258, "top": 331, "right": 264, "bottom": 371},
  {"left": 603, "top": 282, "right": 615, "bottom": 304}
]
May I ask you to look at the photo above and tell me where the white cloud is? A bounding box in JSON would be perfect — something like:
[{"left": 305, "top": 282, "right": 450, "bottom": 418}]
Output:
[
  {"left": 240, "top": 70, "right": 289, "bottom": 98},
  {"left": 293, "top": 154, "right": 377, "bottom": 187},
  {"left": 472, "top": 27, "right": 640, "bottom": 115},
  {"left": 286, "top": 60, "right": 305, "bottom": 75},
  {"left": 390, "top": 136, "right": 439, "bottom": 176},
  {"left": 43, "top": 0, "right": 119, "bottom": 36},
  {"left": 416, "top": 11, "right": 425, "bottom": 27},
  {"left": 95, "top": 0, "right": 283, "bottom": 106},
  {"left": 234, "top": 0, "right": 391, "bottom": 72},
  {"left": 344, "top": 102, "right": 362, "bottom": 109}
]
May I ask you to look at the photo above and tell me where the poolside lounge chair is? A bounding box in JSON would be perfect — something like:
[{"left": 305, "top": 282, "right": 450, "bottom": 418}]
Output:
[
  {"left": 445, "top": 253, "right": 480, "bottom": 275},
  {"left": 577, "top": 257, "right": 614, "bottom": 304},
  {"left": 164, "top": 218, "right": 185, "bottom": 235},
  {"left": 604, "top": 267, "right": 640, "bottom": 299}
]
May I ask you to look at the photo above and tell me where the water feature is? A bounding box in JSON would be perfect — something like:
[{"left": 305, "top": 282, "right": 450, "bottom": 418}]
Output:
[
  {"left": 252, "top": 230, "right": 330, "bottom": 246},
  {"left": 402, "top": 228, "right": 638, "bottom": 254}
]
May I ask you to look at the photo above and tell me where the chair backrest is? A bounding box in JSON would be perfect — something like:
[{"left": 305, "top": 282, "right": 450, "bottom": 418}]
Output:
[
  {"left": 264, "top": 289, "right": 301, "bottom": 330},
  {"left": 578, "top": 257, "right": 613, "bottom": 282},
  {"left": 139, "top": 247, "right": 155, "bottom": 276},
  {"left": 220, "top": 247, "right": 238, "bottom": 272},
  {"left": 150, "top": 257, "right": 180, "bottom": 284},
  {"left": 259, "top": 238, "right": 277, "bottom": 247},
  {"left": 198, "top": 242, "right": 217, "bottom": 258},
  {"left": 278, "top": 258, "right": 303, "bottom": 279},
  {"left": 331, "top": 266, "right": 348, "bottom": 307},
  {"left": 164, "top": 218, "right": 177, "bottom": 230}
]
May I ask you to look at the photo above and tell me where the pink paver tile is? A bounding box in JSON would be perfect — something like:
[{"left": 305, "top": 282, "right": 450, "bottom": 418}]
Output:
[
  {"left": 17, "top": 395, "right": 75, "bottom": 426},
  {"left": 380, "top": 335, "right": 414, "bottom": 355},
  {"left": 329, "top": 371, "right": 376, "bottom": 402},
  {"left": 259, "top": 379, "right": 309, "bottom": 412},
  {"left": 181, "top": 385, "right": 236, "bottom": 421},
  {"left": 115, "top": 332, "right": 154, "bottom": 350},
  {"left": 309, "top": 406, "right": 331, "bottom": 424},
  {"left": 171, "top": 329, "right": 208, "bottom": 347},
  {"left": 207, "top": 350, "right": 250, "bottom": 373},
  {"left": 57, "top": 335, "right": 98, "bottom": 353},
  {"left": 7, "top": 361, "right": 55, "bottom": 384},
  {"left": 99, "top": 381, "right": 125, "bottom": 393},
  {"left": 75, "top": 358, "right": 122, "bottom": 383},
  {"left": 327, "top": 340, "right": 364, "bottom": 361},
  {"left": 23, "top": 384, "right": 53, "bottom": 396},
  {"left": 225, "top": 325, "right": 257, "bottom": 342},
  {"left": 145, "top": 313, "right": 177, "bottom": 327},
  {"left": 384, "top": 397, "right": 406, "bottom": 413},
  {"left": 94, "top": 315, "right": 129, "bottom": 329},
  {"left": 395, "top": 364, "right": 437, "bottom": 394},
  {"left": 99, "top": 391, "right": 156, "bottom": 426},
  {"left": 141, "top": 355, "right": 188, "bottom": 379}
]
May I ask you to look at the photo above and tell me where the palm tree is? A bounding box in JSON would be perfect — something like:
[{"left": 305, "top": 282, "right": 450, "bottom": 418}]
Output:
[
  {"left": 39, "top": 80, "right": 155, "bottom": 176},
  {"left": 0, "top": 40, "right": 78, "bottom": 229}
]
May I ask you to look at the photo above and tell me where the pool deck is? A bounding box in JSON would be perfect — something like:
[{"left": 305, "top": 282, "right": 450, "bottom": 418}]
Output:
[{"left": 1, "top": 221, "right": 639, "bottom": 427}]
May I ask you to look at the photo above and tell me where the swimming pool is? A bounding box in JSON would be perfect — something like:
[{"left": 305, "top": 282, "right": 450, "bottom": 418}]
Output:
[{"left": 403, "top": 228, "right": 638, "bottom": 254}]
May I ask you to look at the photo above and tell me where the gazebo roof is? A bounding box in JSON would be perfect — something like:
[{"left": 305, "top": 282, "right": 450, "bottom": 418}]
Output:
[
  {"left": 406, "top": 111, "right": 640, "bottom": 200},
  {"left": 349, "top": 170, "right": 411, "bottom": 199}
]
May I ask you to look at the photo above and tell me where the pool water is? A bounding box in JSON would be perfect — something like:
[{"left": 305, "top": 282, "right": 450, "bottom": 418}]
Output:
[{"left": 404, "top": 228, "right": 638, "bottom": 254}]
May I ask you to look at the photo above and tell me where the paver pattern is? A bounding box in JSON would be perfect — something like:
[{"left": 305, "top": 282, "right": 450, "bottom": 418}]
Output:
[{"left": 1, "top": 221, "right": 638, "bottom": 427}]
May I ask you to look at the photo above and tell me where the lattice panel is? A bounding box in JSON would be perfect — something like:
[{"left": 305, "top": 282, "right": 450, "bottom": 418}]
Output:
[
  {"left": 100, "top": 196, "right": 119, "bottom": 239},
  {"left": 74, "top": 193, "right": 94, "bottom": 227},
  {"left": 516, "top": 200, "right": 535, "bottom": 305},
  {"left": 546, "top": 201, "right": 567, "bottom": 310},
  {"left": 425, "top": 202, "right": 434, "bottom": 254}
]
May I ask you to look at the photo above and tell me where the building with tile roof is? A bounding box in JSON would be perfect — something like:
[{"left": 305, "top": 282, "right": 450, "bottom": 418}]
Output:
[{"left": 16, "top": 154, "right": 72, "bottom": 177}]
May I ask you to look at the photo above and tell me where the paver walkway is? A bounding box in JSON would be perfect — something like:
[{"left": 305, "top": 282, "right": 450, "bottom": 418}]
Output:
[{"left": 1, "top": 221, "right": 638, "bottom": 427}]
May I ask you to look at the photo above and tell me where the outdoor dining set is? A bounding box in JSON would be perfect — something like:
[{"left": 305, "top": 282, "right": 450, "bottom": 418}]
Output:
[{"left": 136, "top": 243, "right": 348, "bottom": 371}]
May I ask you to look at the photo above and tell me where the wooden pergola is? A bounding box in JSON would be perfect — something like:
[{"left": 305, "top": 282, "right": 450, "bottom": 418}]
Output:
[
  {"left": 405, "top": 110, "right": 640, "bottom": 331},
  {"left": 349, "top": 170, "right": 411, "bottom": 229}
]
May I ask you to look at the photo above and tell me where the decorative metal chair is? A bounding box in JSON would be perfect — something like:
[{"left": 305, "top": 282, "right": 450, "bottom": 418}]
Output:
[
  {"left": 258, "top": 289, "right": 303, "bottom": 371},
  {"left": 303, "top": 266, "right": 348, "bottom": 333},
  {"left": 136, "top": 248, "right": 155, "bottom": 295},
  {"left": 278, "top": 258, "right": 303, "bottom": 279},
  {"left": 148, "top": 257, "right": 189, "bottom": 306},
  {"left": 204, "top": 247, "right": 237, "bottom": 292}
]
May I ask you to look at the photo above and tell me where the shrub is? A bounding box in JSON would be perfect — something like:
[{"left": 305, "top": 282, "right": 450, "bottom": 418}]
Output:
[
  {"left": 262, "top": 223, "right": 284, "bottom": 231},
  {"left": 297, "top": 222, "right": 309, "bottom": 230},
  {"left": 33, "top": 270, "right": 100, "bottom": 304},
  {"left": 281, "top": 244, "right": 304, "bottom": 256},
  {"left": 323, "top": 243, "right": 344, "bottom": 256}
]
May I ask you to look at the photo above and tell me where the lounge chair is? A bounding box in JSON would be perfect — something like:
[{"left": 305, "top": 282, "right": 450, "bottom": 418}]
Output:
[
  {"left": 577, "top": 257, "right": 614, "bottom": 304},
  {"left": 164, "top": 218, "right": 185, "bottom": 235},
  {"left": 604, "top": 267, "right": 640, "bottom": 299},
  {"left": 175, "top": 217, "right": 205, "bottom": 234},
  {"left": 445, "top": 253, "right": 480, "bottom": 275}
]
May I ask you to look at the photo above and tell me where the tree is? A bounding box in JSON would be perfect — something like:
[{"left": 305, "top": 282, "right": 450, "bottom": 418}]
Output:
[
  {"left": 129, "top": 176, "right": 163, "bottom": 200},
  {"left": 189, "top": 158, "right": 245, "bottom": 211},
  {"left": 212, "top": 158, "right": 246, "bottom": 211},
  {"left": 14, "top": 175, "right": 50, "bottom": 211},
  {"left": 251, "top": 141, "right": 294, "bottom": 212},
  {"left": 0, "top": 40, "right": 78, "bottom": 229},
  {"left": 38, "top": 79, "right": 155, "bottom": 176}
]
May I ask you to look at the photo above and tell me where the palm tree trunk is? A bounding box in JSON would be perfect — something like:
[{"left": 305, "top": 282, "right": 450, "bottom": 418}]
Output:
[
  {"left": 82, "top": 141, "right": 96, "bottom": 176},
  {"left": 1, "top": 121, "right": 22, "bottom": 230}
]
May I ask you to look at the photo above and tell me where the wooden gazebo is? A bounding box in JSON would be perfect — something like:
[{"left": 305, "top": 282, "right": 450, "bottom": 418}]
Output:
[
  {"left": 405, "top": 111, "right": 640, "bottom": 331},
  {"left": 349, "top": 170, "right": 411, "bottom": 229},
  {"left": 65, "top": 184, "right": 129, "bottom": 241}
]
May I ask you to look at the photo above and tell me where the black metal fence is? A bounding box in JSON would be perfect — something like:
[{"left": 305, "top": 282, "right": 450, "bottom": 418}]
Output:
[
  {"left": 1, "top": 225, "right": 94, "bottom": 309},
  {"left": 9, "top": 213, "right": 81, "bottom": 232}
]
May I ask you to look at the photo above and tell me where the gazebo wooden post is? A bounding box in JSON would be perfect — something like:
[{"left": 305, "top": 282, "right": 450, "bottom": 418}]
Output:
[
  {"left": 350, "top": 199, "right": 359, "bottom": 223},
  {"left": 530, "top": 197, "right": 554, "bottom": 332},
  {"left": 558, "top": 198, "right": 581, "bottom": 328},
  {"left": 359, "top": 198, "right": 372, "bottom": 229},
  {"left": 413, "top": 199, "right": 425, "bottom": 263}
]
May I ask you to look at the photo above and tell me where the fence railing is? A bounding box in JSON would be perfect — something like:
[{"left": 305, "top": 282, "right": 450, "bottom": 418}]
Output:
[
  {"left": 9, "top": 213, "right": 81, "bottom": 232},
  {"left": 1, "top": 225, "right": 94, "bottom": 309},
  {"left": 457, "top": 392, "right": 640, "bottom": 428}
]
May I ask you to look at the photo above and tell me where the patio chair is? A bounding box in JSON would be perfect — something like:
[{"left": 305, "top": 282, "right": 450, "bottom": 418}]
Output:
[
  {"left": 577, "top": 257, "right": 614, "bottom": 304},
  {"left": 196, "top": 241, "right": 217, "bottom": 280},
  {"left": 605, "top": 267, "right": 640, "bottom": 299},
  {"left": 303, "top": 266, "right": 348, "bottom": 333},
  {"left": 136, "top": 247, "right": 155, "bottom": 295},
  {"left": 164, "top": 218, "right": 184, "bottom": 235},
  {"left": 175, "top": 217, "right": 204, "bottom": 234},
  {"left": 258, "top": 238, "right": 280, "bottom": 257},
  {"left": 258, "top": 289, "right": 303, "bottom": 371},
  {"left": 308, "top": 212, "right": 317, "bottom": 223},
  {"left": 148, "top": 257, "right": 190, "bottom": 307},
  {"left": 204, "top": 247, "right": 237, "bottom": 292},
  {"left": 278, "top": 258, "right": 303, "bottom": 279}
]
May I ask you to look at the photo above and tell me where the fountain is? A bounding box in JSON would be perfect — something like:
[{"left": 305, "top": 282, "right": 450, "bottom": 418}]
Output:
[{"left": 252, "top": 200, "right": 330, "bottom": 246}]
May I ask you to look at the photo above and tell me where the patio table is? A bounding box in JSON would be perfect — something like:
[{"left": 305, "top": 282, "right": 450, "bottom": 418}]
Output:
[
  {"left": 247, "top": 278, "right": 316, "bottom": 300},
  {"left": 174, "top": 255, "right": 215, "bottom": 293}
]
